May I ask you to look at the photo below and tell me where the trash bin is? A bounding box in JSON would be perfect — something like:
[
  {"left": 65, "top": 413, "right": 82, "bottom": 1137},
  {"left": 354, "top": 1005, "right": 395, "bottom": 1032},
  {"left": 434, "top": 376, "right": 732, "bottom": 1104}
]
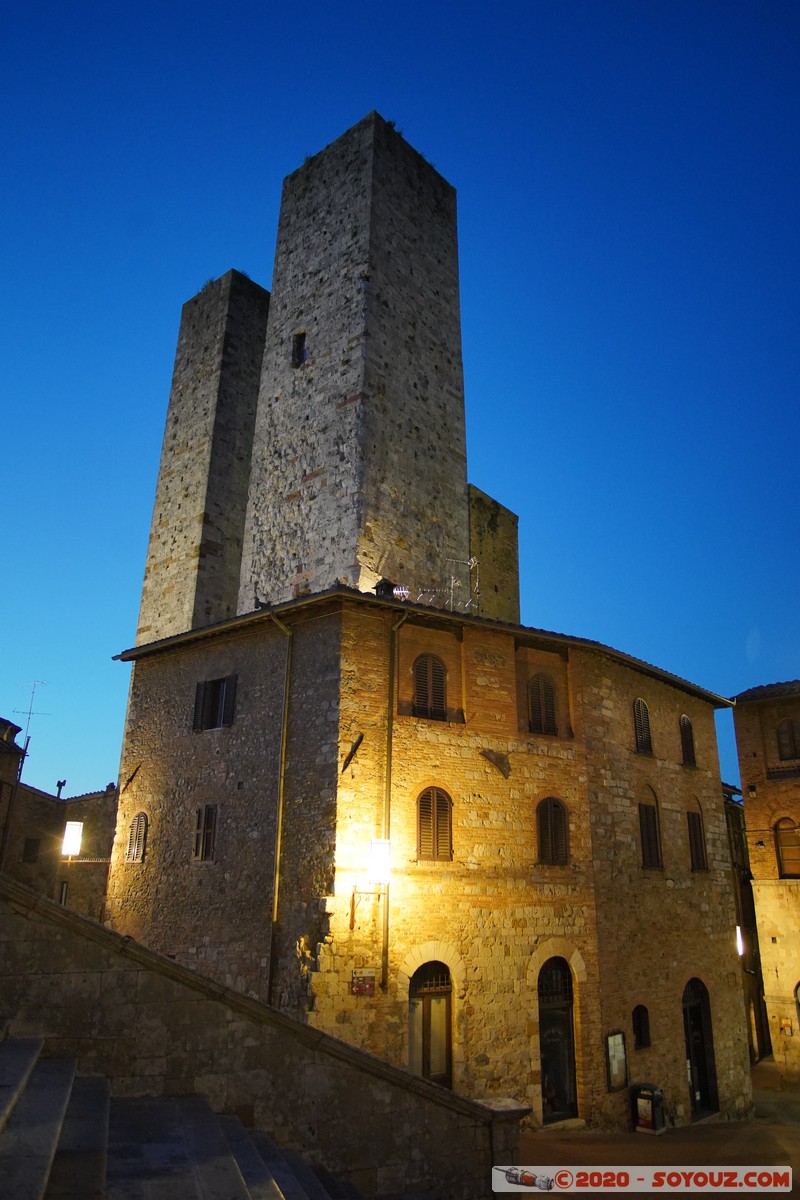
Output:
[{"left": 630, "top": 1083, "right": 666, "bottom": 1134}]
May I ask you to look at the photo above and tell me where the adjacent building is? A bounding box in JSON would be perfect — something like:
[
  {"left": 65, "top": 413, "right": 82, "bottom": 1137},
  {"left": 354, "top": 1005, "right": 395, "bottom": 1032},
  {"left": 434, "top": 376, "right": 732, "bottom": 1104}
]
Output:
[{"left": 732, "top": 681, "right": 800, "bottom": 1081}]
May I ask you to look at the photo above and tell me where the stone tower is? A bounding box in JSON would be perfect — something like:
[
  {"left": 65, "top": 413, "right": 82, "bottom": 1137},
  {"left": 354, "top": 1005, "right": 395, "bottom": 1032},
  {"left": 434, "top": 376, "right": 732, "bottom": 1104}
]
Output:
[
  {"left": 237, "top": 112, "right": 472, "bottom": 611},
  {"left": 136, "top": 270, "right": 269, "bottom": 644}
]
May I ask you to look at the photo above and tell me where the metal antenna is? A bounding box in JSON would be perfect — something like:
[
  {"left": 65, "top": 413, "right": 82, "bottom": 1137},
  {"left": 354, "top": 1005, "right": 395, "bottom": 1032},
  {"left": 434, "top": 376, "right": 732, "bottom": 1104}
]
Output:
[{"left": 13, "top": 680, "right": 50, "bottom": 742}]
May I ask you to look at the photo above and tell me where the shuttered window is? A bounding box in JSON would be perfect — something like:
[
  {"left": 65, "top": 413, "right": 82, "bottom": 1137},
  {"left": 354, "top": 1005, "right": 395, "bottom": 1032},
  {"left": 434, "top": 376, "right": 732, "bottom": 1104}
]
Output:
[
  {"left": 680, "top": 715, "right": 696, "bottom": 767},
  {"left": 639, "top": 802, "right": 662, "bottom": 868},
  {"left": 775, "top": 819, "right": 800, "bottom": 878},
  {"left": 125, "top": 812, "right": 148, "bottom": 864},
  {"left": 537, "top": 797, "right": 569, "bottom": 864},
  {"left": 687, "top": 810, "right": 707, "bottom": 870},
  {"left": 193, "top": 675, "right": 237, "bottom": 731},
  {"left": 777, "top": 719, "right": 800, "bottom": 761},
  {"left": 194, "top": 805, "right": 217, "bottom": 862},
  {"left": 412, "top": 655, "right": 447, "bottom": 721},
  {"left": 417, "top": 787, "right": 452, "bottom": 861},
  {"left": 633, "top": 699, "right": 652, "bottom": 754},
  {"left": 529, "top": 674, "right": 558, "bottom": 736}
]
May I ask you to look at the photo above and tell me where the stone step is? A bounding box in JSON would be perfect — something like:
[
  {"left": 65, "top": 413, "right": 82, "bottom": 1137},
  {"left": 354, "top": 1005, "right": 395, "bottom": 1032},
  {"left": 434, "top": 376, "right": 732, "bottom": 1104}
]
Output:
[
  {"left": 282, "top": 1148, "right": 343, "bottom": 1200},
  {"left": 0, "top": 1056, "right": 77, "bottom": 1200},
  {"left": 251, "top": 1130, "right": 316, "bottom": 1200},
  {"left": 106, "top": 1095, "right": 200, "bottom": 1200},
  {"left": 44, "top": 1075, "right": 110, "bottom": 1200},
  {"left": 174, "top": 1095, "right": 252, "bottom": 1199},
  {"left": 0, "top": 1036, "right": 44, "bottom": 1134},
  {"left": 218, "top": 1113, "right": 287, "bottom": 1200}
]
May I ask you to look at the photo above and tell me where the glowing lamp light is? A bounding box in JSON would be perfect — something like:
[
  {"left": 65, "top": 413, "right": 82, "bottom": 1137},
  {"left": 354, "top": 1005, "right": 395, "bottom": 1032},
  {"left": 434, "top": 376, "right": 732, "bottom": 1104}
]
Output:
[
  {"left": 735, "top": 926, "right": 745, "bottom": 957},
  {"left": 369, "top": 838, "right": 391, "bottom": 885},
  {"left": 62, "top": 821, "right": 83, "bottom": 857}
]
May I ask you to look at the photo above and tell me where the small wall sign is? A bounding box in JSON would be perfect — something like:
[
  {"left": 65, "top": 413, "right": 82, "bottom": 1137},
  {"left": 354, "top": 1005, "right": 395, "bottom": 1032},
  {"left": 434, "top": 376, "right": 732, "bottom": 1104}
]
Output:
[{"left": 352, "top": 968, "right": 376, "bottom": 996}]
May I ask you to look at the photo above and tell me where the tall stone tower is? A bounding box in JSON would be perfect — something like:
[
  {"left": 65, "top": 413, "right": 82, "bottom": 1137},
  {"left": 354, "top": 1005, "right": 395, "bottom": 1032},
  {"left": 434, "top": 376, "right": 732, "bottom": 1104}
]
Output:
[
  {"left": 136, "top": 271, "right": 270, "bottom": 644},
  {"left": 237, "top": 112, "right": 471, "bottom": 611}
]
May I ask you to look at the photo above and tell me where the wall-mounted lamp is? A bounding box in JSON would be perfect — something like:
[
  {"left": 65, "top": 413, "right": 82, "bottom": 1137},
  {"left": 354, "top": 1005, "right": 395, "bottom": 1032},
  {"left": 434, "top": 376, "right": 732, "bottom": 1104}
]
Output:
[
  {"left": 350, "top": 839, "right": 391, "bottom": 929},
  {"left": 735, "top": 925, "right": 745, "bottom": 957},
  {"left": 61, "top": 821, "right": 83, "bottom": 858}
]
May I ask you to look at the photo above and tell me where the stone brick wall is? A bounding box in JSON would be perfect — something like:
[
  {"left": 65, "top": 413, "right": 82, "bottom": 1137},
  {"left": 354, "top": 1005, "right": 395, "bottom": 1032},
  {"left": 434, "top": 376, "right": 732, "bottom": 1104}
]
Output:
[
  {"left": 733, "top": 687, "right": 800, "bottom": 1080},
  {"left": 238, "top": 112, "right": 471, "bottom": 611},
  {"left": 468, "top": 485, "right": 520, "bottom": 624},
  {"left": 137, "top": 270, "right": 269, "bottom": 643},
  {"left": 1, "top": 874, "right": 526, "bottom": 1200}
]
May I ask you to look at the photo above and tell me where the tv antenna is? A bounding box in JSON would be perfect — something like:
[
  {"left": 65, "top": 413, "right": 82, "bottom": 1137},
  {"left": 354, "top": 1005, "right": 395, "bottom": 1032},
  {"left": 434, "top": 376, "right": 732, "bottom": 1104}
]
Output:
[{"left": 13, "top": 680, "right": 50, "bottom": 742}]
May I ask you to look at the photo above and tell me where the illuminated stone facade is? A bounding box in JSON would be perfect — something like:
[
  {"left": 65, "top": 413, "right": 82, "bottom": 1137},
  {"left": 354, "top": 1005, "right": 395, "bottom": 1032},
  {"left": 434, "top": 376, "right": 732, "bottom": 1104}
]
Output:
[
  {"left": 106, "top": 113, "right": 752, "bottom": 1129},
  {"left": 733, "top": 681, "right": 800, "bottom": 1081}
]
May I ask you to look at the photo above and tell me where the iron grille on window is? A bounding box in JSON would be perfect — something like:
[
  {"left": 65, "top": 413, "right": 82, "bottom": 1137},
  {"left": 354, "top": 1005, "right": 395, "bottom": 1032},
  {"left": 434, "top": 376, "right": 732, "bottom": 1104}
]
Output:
[
  {"left": 529, "top": 674, "right": 558, "bottom": 736},
  {"left": 413, "top": 654, "right": 446, "bottom": 721},
  {"left": 639, "top": 802, "right": 662, "bottom": 868},
  {"left": 632, "top": 1004, "right": 651, "bottom": 1049},
  {"left": 410, "top": 961, "right": 451, "bottom": 993},
  {"left": 634, "top": 699, "right": 652, "bottom": 754},
  {"left": 687, "top": 810, "right": 707, "bottom": 870},
  {"left": 538, "top": 956, "right": 573, "bottom": 1005},
  {"left": 537, "top": 797, "right": 568, "bottom": 865},
  {"left": 777, "top": 719, "right": 800, "bottom": 761},
  {"left": 126, "top": 812, "right": 148, "bottom": 864},
  {"left": 193, "top": 675, "right": 237, "bottom": 731},
  {"left": 680, "top": 715, "right": 696, "bottom": 767},
  {"left": 775, "top": 818, "right": 800, "bottom": 878},
  {"left": 194, "top": 805, "right": 217, "bottom": 862},
  {"left": 417, "top": 787, "right": 452, "bottom": 861}
]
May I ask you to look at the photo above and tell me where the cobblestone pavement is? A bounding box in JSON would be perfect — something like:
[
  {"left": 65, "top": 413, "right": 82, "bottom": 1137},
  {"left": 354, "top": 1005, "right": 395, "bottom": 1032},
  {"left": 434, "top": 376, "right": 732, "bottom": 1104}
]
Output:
[{"left": 514, "top": 1059, "right": 800, "bottom": 1199}]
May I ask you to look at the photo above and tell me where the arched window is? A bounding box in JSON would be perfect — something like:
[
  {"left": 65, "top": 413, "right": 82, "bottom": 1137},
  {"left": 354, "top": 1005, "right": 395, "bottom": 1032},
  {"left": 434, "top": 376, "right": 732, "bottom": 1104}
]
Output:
[
  {"left": 413, "top": 654, "right": 446, "bottom": 721},
  {"left": 125, "top": 812, "right": 148, "bottom": 864},
  {"left": 632, "top": 1004, "right": 651, "bottom": 1049},
  {"left": 633, "top": 699, "right": 652, "bottom": 754},
  {"left": 529, "top": 674, "right": 558, "bottom": 736},
  {"left": 777, "top": 719, "right": 800, "bottom": 761},
  {"left": 417, "top": 787, "right": 453, "bottom": 861},
  {"left": 680, "top": 715, "right": 696, "bottom": 767},
  {"left": 409, "top": 961, "right": 452, "bottom": 1087},
  {"left": 775, "top": 818, "right": 800, "bottom": 878},
  {"left": 537, "top": 798, "right": 569, "bottom": 865},
  {"left": 687, "top": 799, "right": 707, "bottom": 870},
  {"left": 639, "top": 790, "right": 662, "bottom": 868}
]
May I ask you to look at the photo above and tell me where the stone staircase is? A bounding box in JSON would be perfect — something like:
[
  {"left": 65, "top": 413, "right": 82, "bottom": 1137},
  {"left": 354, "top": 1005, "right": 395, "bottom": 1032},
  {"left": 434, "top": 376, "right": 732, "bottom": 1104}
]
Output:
[{"left": 0, "top": 1034, "right": 367, "bottom": 1200}]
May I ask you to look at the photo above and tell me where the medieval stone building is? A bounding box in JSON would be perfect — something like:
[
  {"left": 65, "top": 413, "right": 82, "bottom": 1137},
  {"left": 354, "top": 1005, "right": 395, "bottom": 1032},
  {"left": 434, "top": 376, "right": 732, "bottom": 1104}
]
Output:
[
  {"left": 105, "top": 112, "right": 752, "bottom": 1128},
  {"left": 732, "top": 681, "right": 800, "bottom": 1081}
]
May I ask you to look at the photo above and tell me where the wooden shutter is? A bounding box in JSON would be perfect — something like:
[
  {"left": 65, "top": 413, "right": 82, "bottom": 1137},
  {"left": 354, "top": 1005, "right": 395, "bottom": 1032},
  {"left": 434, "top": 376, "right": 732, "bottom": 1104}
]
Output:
[
  {"left": 777, "top": 719, "right": 799, "bottom": 761},
  {"left": 194, "top": 808, "right": 204, "bottom": 858},
  {"left": 193, "top": 682, "right": 207, "bottom": 730},
  {"left": 413, "top": 656, "right": 446, "bottom": 720},
  {"left": 680, "top": 716, "right": 696, "bottom": 767},
  {"left": 221, "top": 675, "right": 237, "bottom": 726},
  {"left": 538, "top": 798, "right": 568, "bottom": 864},
  {"left": 776, "top": 819, "right": 800, "bottom": 877},
  {"left": 639, "top": 803, "right": 661, "bottom": 867},
  {"left": 202, "top": 805, "right": 217, "bottom": 860},
  {"left": 634, "top": 700, "right": 652, "bottom": 754},
  {"left": 418, "top": 787, "right": 452, "bottom": 860},
  {"left": 126, "top": 812, "right": 147, "bottom": 863}
]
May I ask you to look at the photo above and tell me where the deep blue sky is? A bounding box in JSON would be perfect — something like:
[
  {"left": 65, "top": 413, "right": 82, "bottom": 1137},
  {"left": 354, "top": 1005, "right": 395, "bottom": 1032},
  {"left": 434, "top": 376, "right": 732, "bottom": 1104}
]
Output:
[{"left": 2, "top": 1, "right": 798, "bottom": 795}]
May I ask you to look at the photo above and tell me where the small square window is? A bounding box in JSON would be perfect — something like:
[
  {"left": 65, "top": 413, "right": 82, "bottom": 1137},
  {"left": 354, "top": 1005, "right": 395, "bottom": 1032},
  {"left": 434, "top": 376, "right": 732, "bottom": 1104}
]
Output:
[
  {"left": 22, "top": 837, "right": 40, "bottom": 864},
  {"left": 193, "top": 675, "right": 236, "bottom": 731}
]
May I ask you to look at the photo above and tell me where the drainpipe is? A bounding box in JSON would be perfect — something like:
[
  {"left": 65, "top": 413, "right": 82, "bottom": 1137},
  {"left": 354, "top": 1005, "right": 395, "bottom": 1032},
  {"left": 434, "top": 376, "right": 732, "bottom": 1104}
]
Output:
[
  {"left": 266, "top": 612, "right": 292, "bottom": 1008},
  {"left": 381, "top": 613, "right": 407, "bottom": 989}
]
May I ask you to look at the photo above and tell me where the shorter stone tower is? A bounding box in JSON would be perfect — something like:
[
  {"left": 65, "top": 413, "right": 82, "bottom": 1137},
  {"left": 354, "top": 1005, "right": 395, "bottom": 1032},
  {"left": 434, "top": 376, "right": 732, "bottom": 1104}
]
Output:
[{"left": 136, "top": 270, "right": 269, "bottom": 645}]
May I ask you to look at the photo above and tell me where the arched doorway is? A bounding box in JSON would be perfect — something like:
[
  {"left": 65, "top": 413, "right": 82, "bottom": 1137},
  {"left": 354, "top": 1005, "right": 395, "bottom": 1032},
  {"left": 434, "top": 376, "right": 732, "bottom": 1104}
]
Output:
[
  {"left": 538, "top": 956, "right": 578, "bottom": 1123},
  {"left": 409, "top": 961, "right": 452, "bottom": 1087},
  {"left": 682, "top": 977, "right": 719, "bottom": 1118}
]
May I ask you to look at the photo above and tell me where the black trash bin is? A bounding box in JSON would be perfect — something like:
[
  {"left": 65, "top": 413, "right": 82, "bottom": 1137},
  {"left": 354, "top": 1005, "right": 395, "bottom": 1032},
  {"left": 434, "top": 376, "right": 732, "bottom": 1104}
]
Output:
[{"left": 630, "top": 1083, "right": 666, "bottom": 1134}]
